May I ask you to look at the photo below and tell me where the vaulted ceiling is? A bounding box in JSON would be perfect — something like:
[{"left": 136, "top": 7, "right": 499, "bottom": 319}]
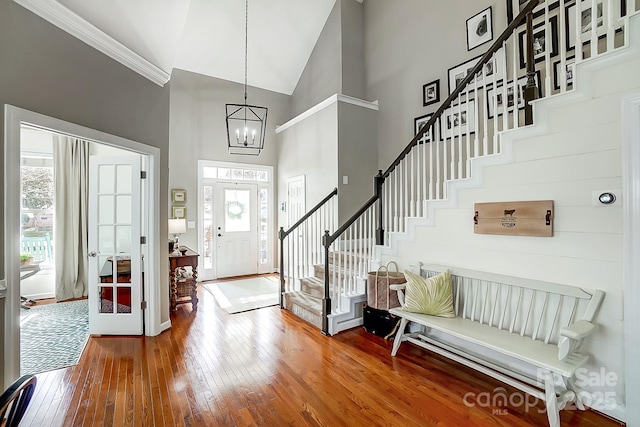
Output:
[{"left": 15, "top": 0, "right": 337, "bottom": 95}]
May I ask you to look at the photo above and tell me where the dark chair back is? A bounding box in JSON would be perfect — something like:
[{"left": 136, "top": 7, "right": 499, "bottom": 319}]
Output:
[{"left": 0, "top": 375, "right": 37, "bottom": 427}]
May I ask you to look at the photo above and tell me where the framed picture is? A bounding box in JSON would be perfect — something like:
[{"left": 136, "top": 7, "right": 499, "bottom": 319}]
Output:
[
  {"left": 486, "top": 71, "right": 542, "bottom": 119},
  {"left": 414, "top": 113, "right": 439, "bottom": 141},
  {"left": 423, "top": 80, "right": 440, "bottom": 106},
  {"left": 518, "top": 15, "right": 559, "bottom": 68},
  {"left": 553, "top": 58, "right": 575, "bottom": 90},
  {"left": 506, "top": 0, "right": 551, "bottom": 22},
  {"left": 172, "top": 205, "right": 186, "bottom": 219},
  {"left": 448, "top": 47, "right": 506, "bottom": 95},
  {"left": 172, "top": 189, "right": 186, "bottom": 203},
  {"left": 565, "top": 0, "right": 605, "bottom": 50},
  {"left": 467, "top": 7, "right": 493, "bottom": 51},
  {"left": 442, "top": 99, "right": 476, "bottom": 137}
]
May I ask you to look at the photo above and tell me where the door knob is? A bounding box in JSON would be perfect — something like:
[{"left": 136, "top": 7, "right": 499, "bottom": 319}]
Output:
[
  {"left": 217, "top": 233, "right": 222, "bottom": 237},
  {"left": 88, "top": 251, "right": 97, "bottom": 257}
]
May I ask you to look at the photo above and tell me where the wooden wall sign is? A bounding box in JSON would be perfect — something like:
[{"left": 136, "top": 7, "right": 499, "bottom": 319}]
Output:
[{"left": 474, "top": 200, "right": 553, "bottom": 237}]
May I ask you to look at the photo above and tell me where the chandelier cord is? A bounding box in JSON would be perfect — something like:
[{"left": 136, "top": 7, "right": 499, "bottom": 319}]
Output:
[{"left": 244, "top": 0, "right": 248, "bottom": 105}]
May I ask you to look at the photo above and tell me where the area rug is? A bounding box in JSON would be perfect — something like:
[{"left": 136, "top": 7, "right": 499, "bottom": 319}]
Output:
[
  {"left": 20, "top": 299, "right": 89, "bottom": 375},
  {"left": 203, "top": 277, "right": 279, "bottom": 314}
]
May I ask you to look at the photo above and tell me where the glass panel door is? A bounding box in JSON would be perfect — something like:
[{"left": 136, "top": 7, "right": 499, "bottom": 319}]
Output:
[{"left": 88, "top": 156, "right": 142, "bottom": 335}]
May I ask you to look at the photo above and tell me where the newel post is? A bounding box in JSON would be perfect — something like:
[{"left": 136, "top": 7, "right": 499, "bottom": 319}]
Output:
[
  {"left": 278, "top": 227, "right": 285, "bottom": 308},
  {"left": 374, "top": 170, "right": 384, "bottom": 245},
  {"left": 524, "top": 9, "right": 539, "bottom": 125},
  {"left": 321, "top": 230, "right": 332, "bottom": 336}
]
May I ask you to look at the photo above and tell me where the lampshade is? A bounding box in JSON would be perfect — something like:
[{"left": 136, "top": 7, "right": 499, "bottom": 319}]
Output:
[{"left": 168, "top": 218, "right": 186, "bottom": 235}]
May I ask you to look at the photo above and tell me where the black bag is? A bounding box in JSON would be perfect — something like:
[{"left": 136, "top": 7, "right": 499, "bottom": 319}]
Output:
[{"left": 363, "top": 304, "right": 401, "bottom": 340}]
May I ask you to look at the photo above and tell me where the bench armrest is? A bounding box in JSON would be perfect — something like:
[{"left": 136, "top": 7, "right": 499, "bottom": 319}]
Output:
[
  {"left": 557, "top": 320, "right": 596, "bottom": 361},
  {"left": 390, "top": 284, "right": 406, "bottom": 307},
  {"left": 560, "top": 320, "right": 595, "bottom": 340}
]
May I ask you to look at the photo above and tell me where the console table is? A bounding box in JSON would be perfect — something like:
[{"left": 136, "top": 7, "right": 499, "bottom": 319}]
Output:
[{"left": 169, "top": 247, "right": 199, "bottom": 311}]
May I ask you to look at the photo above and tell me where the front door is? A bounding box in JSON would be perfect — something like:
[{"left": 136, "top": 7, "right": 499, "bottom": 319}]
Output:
[
  {"left": 88, "top": 155, "right": 143, "bottom": 335},
  {"left": 214, "top": 182, "right": 258, "bottom": 278}
]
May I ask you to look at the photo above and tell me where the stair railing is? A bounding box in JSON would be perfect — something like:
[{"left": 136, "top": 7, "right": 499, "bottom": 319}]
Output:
[
  {"left": 320, "top": 0, "right": 637, "bottom": 335},
  {"left": 279, "top": 188, "right": 338, "bottom": 308},
  {"left": 320, "top": 0, "right": 543, "bottom": 336}
]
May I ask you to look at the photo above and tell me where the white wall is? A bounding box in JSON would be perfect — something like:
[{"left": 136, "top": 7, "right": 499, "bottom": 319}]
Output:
[{"left": 379, "top": 50, "right": 640, "bottom": 420}]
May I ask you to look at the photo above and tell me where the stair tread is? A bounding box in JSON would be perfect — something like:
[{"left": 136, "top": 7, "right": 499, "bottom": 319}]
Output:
[{"left": 284, "top": 291, "right": 321, "bottom": 312}]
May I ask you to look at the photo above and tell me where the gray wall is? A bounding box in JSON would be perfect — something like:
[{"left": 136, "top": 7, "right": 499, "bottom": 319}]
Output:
[
  {"left": 291, "top": 0, "right": 367, "bottom": 117},
  {"left": 340, "top": 0, "right": 366, "bottom": 101},
  {"left": 290, "top": 1, "right": 342, "bottom": 116},
  {"left": 0, "top": 0, "right": 171, "bottom": 386},
  {"left": 363, "top": 0, "right": 507, "bottom": 168},
  {"left": 337, "top": 102, "right": 377, "bottom": 220},
  {"left": 168, "top": 69, "right": 291, "bottom": 255}
]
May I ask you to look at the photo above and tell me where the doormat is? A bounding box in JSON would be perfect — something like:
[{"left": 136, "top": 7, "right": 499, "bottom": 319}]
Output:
[
  {"left": 20, "top": 299, "right": 89, "bottom": 375},
  {"left": 203, "top": 276, "right": 279, "bottom": 314}
]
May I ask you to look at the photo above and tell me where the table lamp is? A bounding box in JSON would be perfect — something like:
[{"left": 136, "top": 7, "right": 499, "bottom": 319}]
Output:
[{"left": 168, "top": 218, "right": 186, "bottom": 255}]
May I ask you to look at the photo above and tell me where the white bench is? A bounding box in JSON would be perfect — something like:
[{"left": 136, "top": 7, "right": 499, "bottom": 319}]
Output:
[{"left": 389, "top": 264, "right": 604, "bottom": 427}]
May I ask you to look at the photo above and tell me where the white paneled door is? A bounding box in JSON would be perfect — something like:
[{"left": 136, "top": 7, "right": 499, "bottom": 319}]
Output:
[
  {"left": 88, "top": 156, "right": 143, "bottom": 335},
  {"left": 214, "top": 182, "right": 258, "bottom": 278}
]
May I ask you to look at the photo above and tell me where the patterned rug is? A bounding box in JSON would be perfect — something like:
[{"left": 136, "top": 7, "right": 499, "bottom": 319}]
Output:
[
  {"left": 20, "top": 299, "right": 89, "bottom": 375},
  {"left": 203, "top": 277, "right": 279, "bottom": 314}
]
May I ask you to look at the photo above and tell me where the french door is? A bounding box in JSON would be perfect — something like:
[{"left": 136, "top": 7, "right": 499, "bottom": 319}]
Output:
[{"left": 88, "top": 155, "right": 143, "bottom": 335}]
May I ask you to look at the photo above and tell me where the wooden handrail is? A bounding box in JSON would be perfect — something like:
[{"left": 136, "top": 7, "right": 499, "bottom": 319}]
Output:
[
  {"left": 279, "top": 187, "right": 338, "bottom": 308},
  {"left": 279, "top": 187, "right": 338, "bottom": 240},
  {"left": 323, "top": 195, "right": 378, "bottom": 247},
  {"left": 381, "top": 0, "right": 541, "bottom": 180}
]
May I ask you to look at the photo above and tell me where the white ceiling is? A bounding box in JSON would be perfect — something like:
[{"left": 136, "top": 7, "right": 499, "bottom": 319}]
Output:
[{"left": 25, "top": 0, "right": 337, "bottom": 95}]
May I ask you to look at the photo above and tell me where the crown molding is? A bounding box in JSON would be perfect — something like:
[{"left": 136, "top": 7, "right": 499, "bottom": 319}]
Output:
[
  {"left": 14, "top": 0, "right": 170, "bottom": 87},
  {"left": 276, "top": 94, "right": 378, "bottom": 134}
]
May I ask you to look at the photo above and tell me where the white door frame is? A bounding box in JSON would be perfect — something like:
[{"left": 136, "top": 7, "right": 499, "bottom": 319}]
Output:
[
  {"left": 3, "top": 105, "right": 161, "bottom": 387},
  {"left": 197, "top": 160, "right": 274, "bottom": 280},
  {"left": 622, "top": 94, "right": 640, "bottom": 426}
]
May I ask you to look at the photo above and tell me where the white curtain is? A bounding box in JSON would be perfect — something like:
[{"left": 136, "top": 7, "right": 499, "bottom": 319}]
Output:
[{"left": 53, "top": 135, "right": 89, "bottom": 301}]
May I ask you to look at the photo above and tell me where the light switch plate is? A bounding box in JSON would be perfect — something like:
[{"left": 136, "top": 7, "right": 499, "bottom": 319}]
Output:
[
  {"left": 342, "top": 175, "right": 349, "bottom": 185},
  {"left": 187, "top": 221, "right": 196, "bottom": 228}
]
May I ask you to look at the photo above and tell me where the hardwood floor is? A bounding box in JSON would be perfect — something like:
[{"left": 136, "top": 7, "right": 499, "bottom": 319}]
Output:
[{"left": 21, "top": 286, "right": 622, "bottom": 426}]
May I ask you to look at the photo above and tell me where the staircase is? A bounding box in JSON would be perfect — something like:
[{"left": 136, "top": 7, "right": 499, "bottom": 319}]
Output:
[
  {"left": 281, "top": 0, "right": 640, "bottom": 342},
  {"left": 283, "top": 249, "right": 367, "bottom": 329}
]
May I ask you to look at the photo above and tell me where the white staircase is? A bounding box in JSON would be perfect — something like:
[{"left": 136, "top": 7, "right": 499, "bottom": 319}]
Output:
[{"left": 370, "top": 11, "right": 640, "bottom": 425}]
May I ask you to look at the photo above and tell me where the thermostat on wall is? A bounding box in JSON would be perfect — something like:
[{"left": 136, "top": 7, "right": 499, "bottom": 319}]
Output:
[{"left": 592, "top": 190, "right": 622, "bottom": 206}]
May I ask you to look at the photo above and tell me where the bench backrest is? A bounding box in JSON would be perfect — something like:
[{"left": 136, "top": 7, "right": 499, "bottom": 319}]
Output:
[
  {"left": 21, "top": 235, "right": 52, "bottom": 262},
  {"left": 422, "top": 264, "right": 604, "bottom": 345}
]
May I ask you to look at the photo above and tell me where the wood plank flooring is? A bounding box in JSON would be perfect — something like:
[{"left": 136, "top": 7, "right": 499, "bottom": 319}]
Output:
[{"left": 21, "top": 285, "right": 622, "bottom": 426}]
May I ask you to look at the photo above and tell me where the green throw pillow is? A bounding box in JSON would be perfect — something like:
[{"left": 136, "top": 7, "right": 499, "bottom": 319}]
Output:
[{"left": 402, "top": 270, "right": 455, "bottom": 317}]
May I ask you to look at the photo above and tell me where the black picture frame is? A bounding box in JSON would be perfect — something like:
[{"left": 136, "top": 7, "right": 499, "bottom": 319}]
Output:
[
  {"left": 423, "top": 80, "right": 440, "bottom": 106},
  {"left": 486, "top": 71, "right": 542, "bottom": 119},
  {"left": 506, "top": 0, "right": 559, "bottom": 22},
  {"left": 518, "top": 14, "right": 559, "bottom": 69},
  {"left": 467, "top": 7, "right": 493, "bottom": 51},
  {"left": 564, "top": 0, "right": 606, "bottom": 51},
  {"left": 414, "top": 113, "right": 439, "bottom": 141},
  {"left": 447, "top": 47, "right": 507, "bottom": 95},
  {"left": 442, "top": 99, "right": 476, "bottom": 138},
  {"left": 553, "top": 58, "right": 575, "bottom": 90}
]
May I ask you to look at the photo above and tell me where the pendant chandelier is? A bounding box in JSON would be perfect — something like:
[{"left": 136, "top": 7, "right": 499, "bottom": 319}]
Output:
[{"left": 225, "top": 0, "right": 268, "bottom": 156}]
